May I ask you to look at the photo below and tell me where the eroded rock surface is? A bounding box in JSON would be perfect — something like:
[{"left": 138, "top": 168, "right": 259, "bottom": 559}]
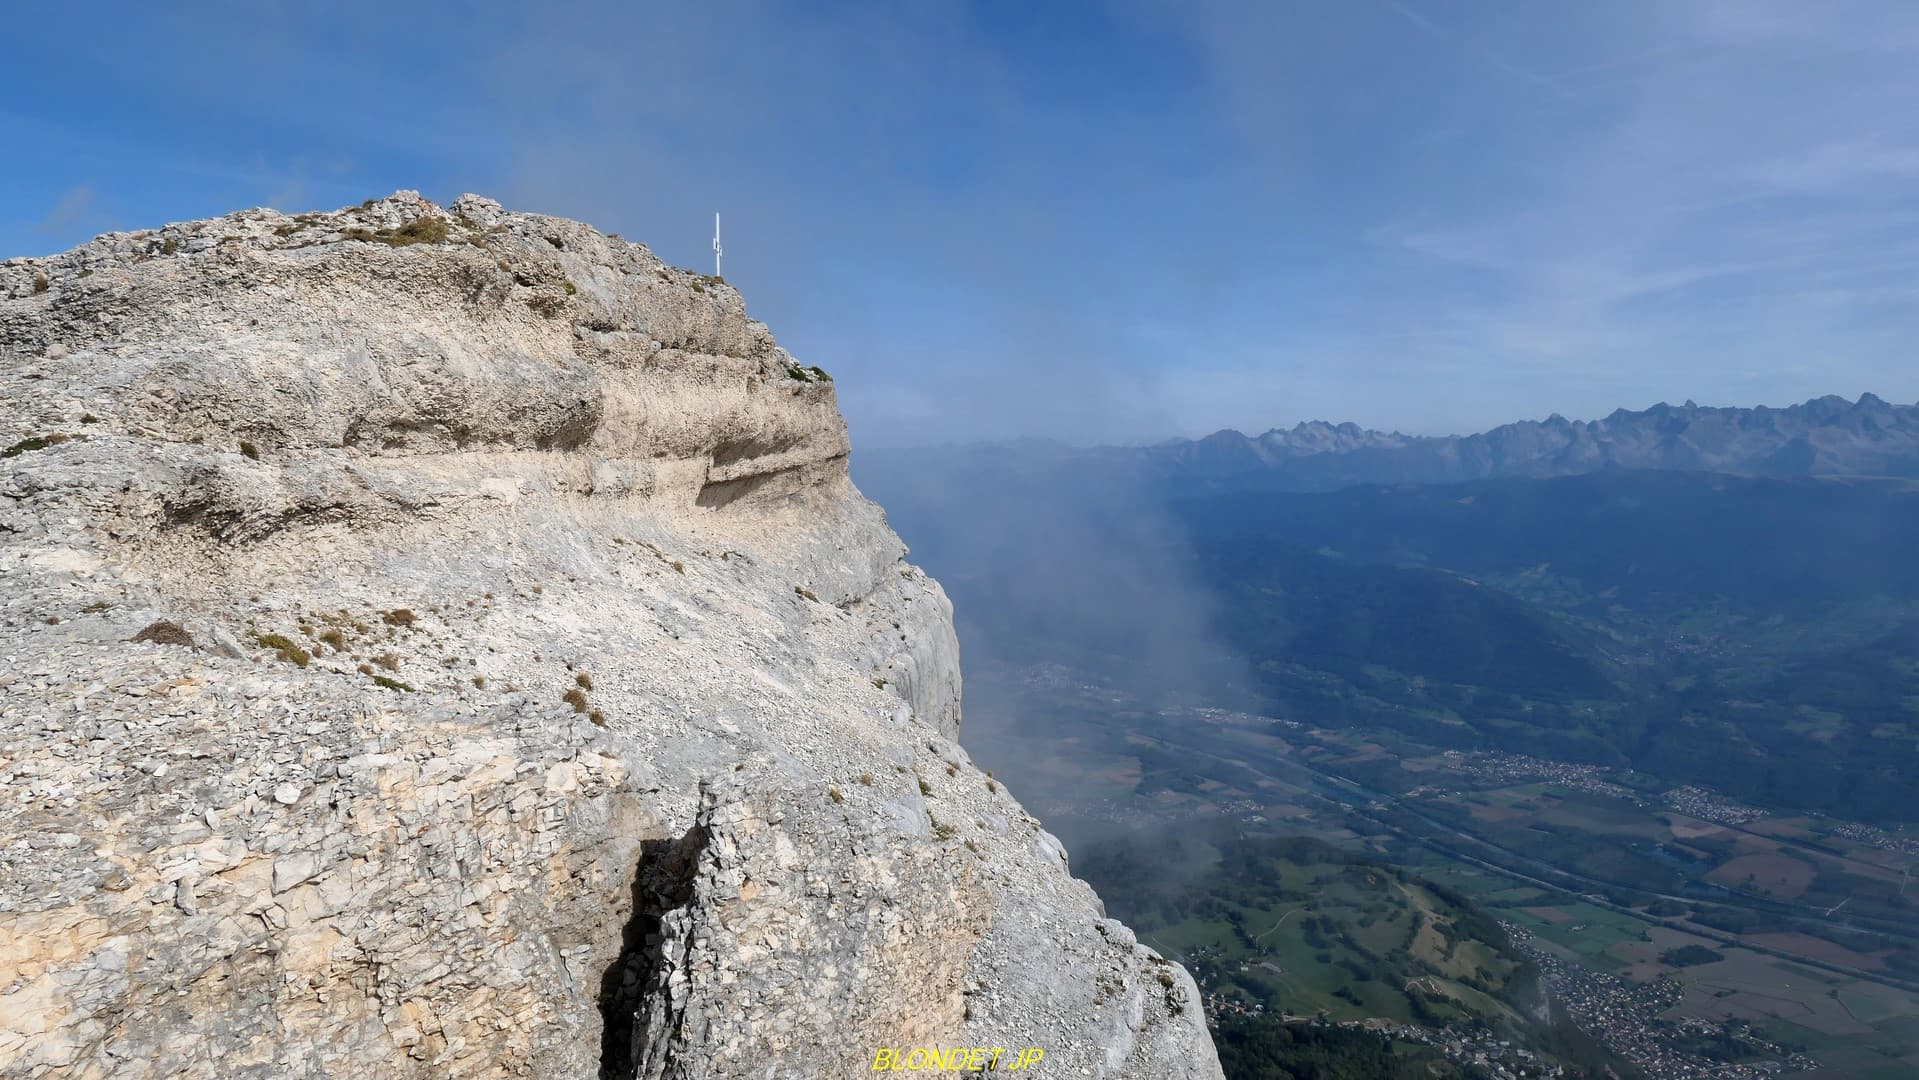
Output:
[{"left": 0, "top": 194, "right": 1220, "bottom": 1078}]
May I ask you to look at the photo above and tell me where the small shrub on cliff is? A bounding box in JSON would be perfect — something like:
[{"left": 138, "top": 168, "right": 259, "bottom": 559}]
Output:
[
  {"left": 131, "top": 620, "right": 196, "bottom": 648},
  {"left": 238, "top": 440, "right": 260, "bottom": 460},
  {"left": 382, "top": 609, "right": 417, "bottom": 628},
  {"left": 372, "top": 653, "right": 400, "bottom": 671},
  {"left": 527, "top": 292, "right": 567, "bottom": 319},
  {"left": 574, "top": 671, "right": 593, "bottom": 690},
  {"left": 254, "top": 633, "right": 311, "bottom": 668},
  {"left": 918, "top": 777, "right": 933, "bottom": 797},
  {"left": 318, "top": 628, "right": 347, "bottom": 651},
  {"left": 371, "top": 675, "right": 414, "bottom": 692},
  {"left": 828, "top": 787, "right": 844, "bottom": 804},
  {"left": 794, "top": 585, "right": 819, "bottom": 603},
  {"left": 562, "top": 687, "right": 589, "bottom": 713},
  {"left": 387, "top": 216, "right": 449, "bottom": 246},
  {"left": 32, "top": 274, "right": 49, "bottom": 294},
  {"left": 589, "top": 709, "right": 607, "bottom": 726}
]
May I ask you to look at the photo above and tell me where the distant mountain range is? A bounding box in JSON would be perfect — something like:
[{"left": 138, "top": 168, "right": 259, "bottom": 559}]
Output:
[
  {"left": 861, "top": 394, "right": 1919, "bottom": 498},
  {"left": 1132, "top": 393, "right": 1919, "bottom": 492}
]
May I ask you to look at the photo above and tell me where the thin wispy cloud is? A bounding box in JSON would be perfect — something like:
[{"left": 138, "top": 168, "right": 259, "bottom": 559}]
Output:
[
  {"left": 34, "top": 184, "right": 96, "bottom": 234},
  {"left": 1379, "top": 1, "right": 1563, "bottom": 91}
]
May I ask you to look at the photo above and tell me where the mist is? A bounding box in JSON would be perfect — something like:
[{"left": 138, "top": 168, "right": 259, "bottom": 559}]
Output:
[{"left": 854, "top": 441, "right": 1264, "bottom": 858}]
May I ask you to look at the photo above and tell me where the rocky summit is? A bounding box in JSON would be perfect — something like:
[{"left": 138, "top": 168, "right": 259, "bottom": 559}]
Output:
[{"left": 0, "top": 193, "right": 1221, "bottom": 1078}]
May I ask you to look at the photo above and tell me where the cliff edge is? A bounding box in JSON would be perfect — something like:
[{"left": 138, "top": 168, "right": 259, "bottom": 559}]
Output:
[{"left": 0, "top": 194, "right": 1221, "bottom": 1078}]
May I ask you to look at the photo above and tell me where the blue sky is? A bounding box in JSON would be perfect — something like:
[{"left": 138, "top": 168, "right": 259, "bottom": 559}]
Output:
[{"left": 7, "top": 1, "right": 1919, "bottom": 446}]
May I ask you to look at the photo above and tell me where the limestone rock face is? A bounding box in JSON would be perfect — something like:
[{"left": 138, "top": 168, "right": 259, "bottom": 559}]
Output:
[{"left": 0, "top": 194, "right": 1220, "bottom": 1078}]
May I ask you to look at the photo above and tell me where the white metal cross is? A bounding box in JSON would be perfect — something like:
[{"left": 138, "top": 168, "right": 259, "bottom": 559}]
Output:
[{"left": 713, "top": 213, "right": 723, "bottom": 278}]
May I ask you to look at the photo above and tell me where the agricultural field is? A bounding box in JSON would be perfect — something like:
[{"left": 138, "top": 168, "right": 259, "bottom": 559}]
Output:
[
  {"left": 1412, "top": 859, "right": 1919, "bottom": 1078},
  {"left": 1078, "top": 826, "right": 1538, "bottom": 1031},
  {"left": 964, "top": 670, "right": 1919, "bottom": 1074}
]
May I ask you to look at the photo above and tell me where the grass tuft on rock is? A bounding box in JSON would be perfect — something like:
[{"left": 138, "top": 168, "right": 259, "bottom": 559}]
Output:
[
  {"left": 343, "top": 216, "right": 452, "bottom": 248},
  {"left": 2, "top": 434, "right": 71, "bottom": 459}
]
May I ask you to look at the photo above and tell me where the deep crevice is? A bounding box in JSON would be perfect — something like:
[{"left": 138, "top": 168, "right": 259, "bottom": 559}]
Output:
[{"left": 598, "top": 824, "right": 705, "bottom": 1080}]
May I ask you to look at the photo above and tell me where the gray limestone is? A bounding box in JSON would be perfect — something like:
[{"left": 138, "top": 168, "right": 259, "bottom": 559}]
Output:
[{"left": 0, "top": 193, "right": 1221, "bottom": 1078}]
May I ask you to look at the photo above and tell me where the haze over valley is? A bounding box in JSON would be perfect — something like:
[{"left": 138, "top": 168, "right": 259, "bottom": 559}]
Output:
[{"left": 861, "top": 395, "right": 1919, "bottom": 1077}]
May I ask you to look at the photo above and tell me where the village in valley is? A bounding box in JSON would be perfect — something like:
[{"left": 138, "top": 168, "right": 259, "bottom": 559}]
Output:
[{"left": 978, "top": 672, "right": 1919, "bottom": 1078}]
